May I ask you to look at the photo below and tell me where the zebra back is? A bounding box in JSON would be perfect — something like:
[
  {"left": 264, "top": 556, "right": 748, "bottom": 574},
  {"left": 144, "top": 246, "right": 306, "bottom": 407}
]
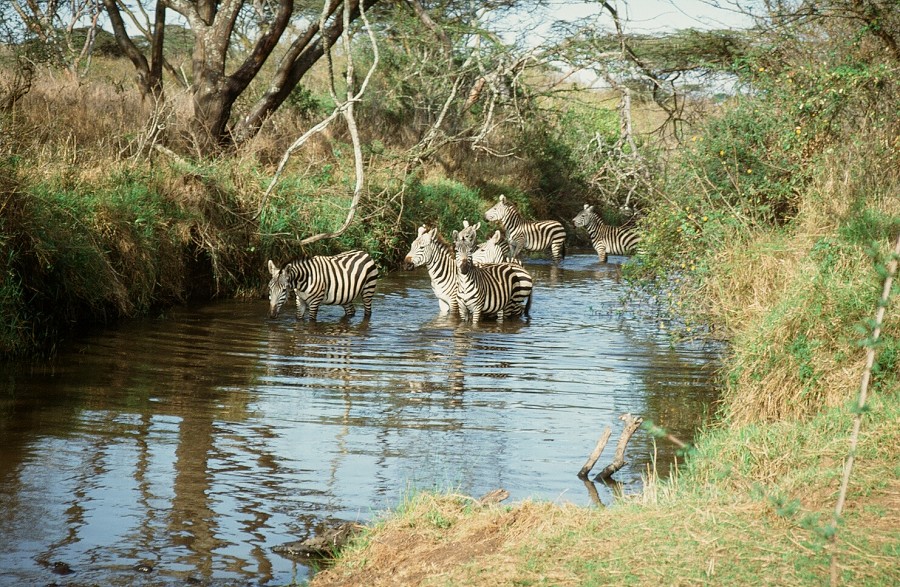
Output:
[
  {"left": 267, "top": 250, "right": 378, "bottom": 320},
  {"left": 573, "top": 204, "right": 641, "bottom": 262},
  {"left": 484, "top": 194, "right": 567, "bottom": 263},
  {"left": 403, "top": 226, "right": 458, "bottom": 314}
]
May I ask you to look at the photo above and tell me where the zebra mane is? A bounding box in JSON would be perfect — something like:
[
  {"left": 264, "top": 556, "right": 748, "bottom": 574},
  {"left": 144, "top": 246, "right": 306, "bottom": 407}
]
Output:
[{"left": 420, "top": 226, "right": 453, "bottom": 254}]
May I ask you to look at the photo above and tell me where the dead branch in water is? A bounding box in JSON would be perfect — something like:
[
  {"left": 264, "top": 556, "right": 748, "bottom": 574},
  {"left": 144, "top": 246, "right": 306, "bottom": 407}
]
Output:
[
  {"left": 595, "top": 413, "right": 644, "bottom": 481},
  {"left": 578, "top": 427, "right": 612, "bottom": 479}
]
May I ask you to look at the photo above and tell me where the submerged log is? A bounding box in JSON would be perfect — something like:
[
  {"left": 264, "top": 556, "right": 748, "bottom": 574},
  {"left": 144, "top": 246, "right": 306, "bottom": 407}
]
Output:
[{"left": 272, "top": 522, "right": 363, "bottom": 560}]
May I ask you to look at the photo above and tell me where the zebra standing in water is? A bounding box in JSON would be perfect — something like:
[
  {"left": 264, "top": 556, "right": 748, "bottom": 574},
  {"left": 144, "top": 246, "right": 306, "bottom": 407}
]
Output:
[
  {"left": 403, "top": 226, "right": 458, "bottom": 315},
  {"left": 267, "top": 250, "right": 378, "bottom": 320},
  {"left": 484, "top": 194, "right": 567, "bottom": 263},
  {"left": 572, "top": 204, "right": 641, "bottom": 263},
  {"left": 453, "top": 222, "right": 533, "bottom": 325}
]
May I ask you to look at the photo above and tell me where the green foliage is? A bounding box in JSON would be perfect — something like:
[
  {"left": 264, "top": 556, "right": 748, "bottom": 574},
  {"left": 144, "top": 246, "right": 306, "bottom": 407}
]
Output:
[
  {"left": 401, "top": 179, "right": 486, "bottom": 237},
  {"left": 285, "top": 86, "right": 326, "bottom": 118}
]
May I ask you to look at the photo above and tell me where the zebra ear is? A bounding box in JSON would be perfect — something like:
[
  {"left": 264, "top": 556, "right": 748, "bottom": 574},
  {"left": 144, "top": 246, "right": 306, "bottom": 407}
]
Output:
[
  {"left": 417, "top": 225, "right": 426, "bottom": 236},
  {"left": 451, "top": 230, "right": 459, "bottom": 241},
  {"left": 473, "top": 221, "right": 481, "bottom": 231},
  {"left": 463, "top": 220, "right": 470, "bottom": 228},
  {"left": 583, "top": 204, "right": 589, "bottom": 210},
  {"left": 267, "top": 260, "right": 279, "bottom": 276},
  {"left": 491, "top": 230, "right": 501, "bottom": 242},
  {"left": 499, "top": 194, "right": 506, "bottom": 203},
  {"left": 587, "top": 205, "right": 595, "bottom": 213}
]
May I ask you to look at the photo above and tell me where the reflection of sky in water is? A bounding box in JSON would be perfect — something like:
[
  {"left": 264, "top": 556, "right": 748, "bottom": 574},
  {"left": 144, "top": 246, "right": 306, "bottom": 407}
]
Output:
[{"left": 0, "top": 253, "right": 721, "bottom": 586}]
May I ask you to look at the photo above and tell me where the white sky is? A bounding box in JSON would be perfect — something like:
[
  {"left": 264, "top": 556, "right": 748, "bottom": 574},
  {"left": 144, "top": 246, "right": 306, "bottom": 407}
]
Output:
[{"left": 509, "top": 0, "right": 754, "bottom": 43}]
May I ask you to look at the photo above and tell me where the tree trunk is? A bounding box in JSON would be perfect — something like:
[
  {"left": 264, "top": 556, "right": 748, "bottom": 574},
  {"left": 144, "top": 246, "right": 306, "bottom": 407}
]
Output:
[{"left": 231, "top": 0, "right": 381, "bottom": 146}]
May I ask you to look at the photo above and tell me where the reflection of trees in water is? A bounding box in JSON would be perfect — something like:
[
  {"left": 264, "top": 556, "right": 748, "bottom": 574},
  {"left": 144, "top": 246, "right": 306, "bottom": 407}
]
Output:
[
  {"left": 0, "top": 307, "right": 294, "bottom": 585},
  {"left": 618, "top": 326, "right": 723, "bottom": 478}
]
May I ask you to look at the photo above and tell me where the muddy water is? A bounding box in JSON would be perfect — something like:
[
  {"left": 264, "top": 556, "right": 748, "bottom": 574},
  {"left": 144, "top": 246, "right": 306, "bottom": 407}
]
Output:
[{"left": 0, "top": 253, "right": 721, "bottom": 586}]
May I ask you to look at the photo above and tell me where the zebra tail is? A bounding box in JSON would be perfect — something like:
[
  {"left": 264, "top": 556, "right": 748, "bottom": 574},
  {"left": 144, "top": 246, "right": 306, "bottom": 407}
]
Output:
[{"left": 525, "top": 288, "right": 533, "bottom": 318}]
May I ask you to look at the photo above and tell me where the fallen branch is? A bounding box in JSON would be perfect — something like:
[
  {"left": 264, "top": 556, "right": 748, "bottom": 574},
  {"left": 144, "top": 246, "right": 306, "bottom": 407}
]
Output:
[
  {"left": 577, "top": 427, "right": 612, "bottom": 479},
  {"left": 595, "top": 413, "right": 644, "bottom": 481}
]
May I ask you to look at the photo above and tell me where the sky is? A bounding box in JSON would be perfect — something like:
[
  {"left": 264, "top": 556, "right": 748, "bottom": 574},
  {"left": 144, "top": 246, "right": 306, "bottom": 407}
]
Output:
[{"left": 510, "top": 0, "right": 755, "bottom": 43}]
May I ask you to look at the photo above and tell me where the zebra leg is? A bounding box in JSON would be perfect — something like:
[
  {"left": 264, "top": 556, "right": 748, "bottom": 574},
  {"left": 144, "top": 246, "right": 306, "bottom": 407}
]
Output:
[
  {"left": 457, "top": 298, "right": 469, "bottom": 321},
  {"left": 471, "top": 306, "right": 481, "bottom": 325},
  {"left": 294, "top": 291, "right": 308, "bottom": 319},
  {"left": 596, "top": 242, "right": 608, "bottom": 263},
  {"left": 341, "top": 303, "right": 357, "bottom": 319},
  {"left": 362, "top": 291, "right": 374, "bottom": 318}
]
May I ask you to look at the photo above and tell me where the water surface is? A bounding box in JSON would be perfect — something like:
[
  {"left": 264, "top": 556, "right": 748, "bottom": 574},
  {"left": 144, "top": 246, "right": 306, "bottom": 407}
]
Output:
[{"left": 0, "top": 252, "right": 721, "bottom": 586}]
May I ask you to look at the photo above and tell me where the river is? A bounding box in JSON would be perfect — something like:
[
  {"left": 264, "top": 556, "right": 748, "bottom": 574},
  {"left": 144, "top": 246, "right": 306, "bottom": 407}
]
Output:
[{"left": 0, "top": 252, "right": 721, "bottom": 586}]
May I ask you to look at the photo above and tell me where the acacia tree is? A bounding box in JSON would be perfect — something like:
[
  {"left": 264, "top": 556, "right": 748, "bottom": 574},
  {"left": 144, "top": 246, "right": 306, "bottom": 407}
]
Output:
[{"left": 102, "top": 0, "right": 380, "bottom": 155}]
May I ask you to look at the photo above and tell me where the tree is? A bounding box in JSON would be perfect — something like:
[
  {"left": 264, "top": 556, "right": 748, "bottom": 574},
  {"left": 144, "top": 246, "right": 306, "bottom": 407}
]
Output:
[
  {"left": 102, "top": 0, "right": 381, "bottom": 155},
  {"left": 9, "top": 0, "right": 104, "bottom": 77}
]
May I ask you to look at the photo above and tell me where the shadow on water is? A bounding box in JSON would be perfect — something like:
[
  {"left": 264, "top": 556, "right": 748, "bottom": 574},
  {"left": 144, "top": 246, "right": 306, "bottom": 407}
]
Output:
[{"left": 0, "top": 252, "right": 722, "bottom": 586}]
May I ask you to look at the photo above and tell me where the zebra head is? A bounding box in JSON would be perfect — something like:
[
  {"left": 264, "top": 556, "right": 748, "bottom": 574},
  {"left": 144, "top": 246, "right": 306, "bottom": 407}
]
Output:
[
  {"left": 484, "top": 194, "right": 512, "bottom": 223},
  {"left": 573, "top": 204, "right": 599, "bottom": 229},
  {"left": 473, "top": 229, "right": 511, "bottom": 264},
  {"left": 452, "top": 225, "right": 478, "bottom": 275},
  {"left": 457, "top": 220, "right": 480, "bottom": 252},
  {"left": 267, "top": 260, "right": 293, "bottom": 318},
  {"left": 404, "top": 226, "right": 438, "bottom": 270}
]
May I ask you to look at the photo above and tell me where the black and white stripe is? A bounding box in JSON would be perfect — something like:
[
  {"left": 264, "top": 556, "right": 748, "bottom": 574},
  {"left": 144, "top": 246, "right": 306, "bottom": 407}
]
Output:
[
  {"left": 472, "top": 229, "right": 521, "bottom": 266},
  {"left": 267, "top": 250, "right": 378, "bottom": 320},
  {"left": 453, "top": 224, "right": 533, "bottom": 325},
  {"left": 403, "top": 226, "right": 459, "bottom": 315},
  {"left": 572, "top": 204, "right": 640, "bottom": 263},
  {"left": 484, "top": 194, "right": 567, "bottom": 263}
]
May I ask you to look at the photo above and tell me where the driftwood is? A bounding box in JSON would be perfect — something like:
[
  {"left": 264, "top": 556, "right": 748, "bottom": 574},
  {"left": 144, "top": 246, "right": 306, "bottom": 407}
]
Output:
[
  {"left": 577, "top": 413, "right": 644, "bottom": 480},
  {"left": 272, "top": 522, "right": 363, "bottom": 560},
  {"left": 595, "top": 414, "right": 644, "bottom": 481},
  {"left": 577, "top": 427, "right": 612, "bottom": 478}
]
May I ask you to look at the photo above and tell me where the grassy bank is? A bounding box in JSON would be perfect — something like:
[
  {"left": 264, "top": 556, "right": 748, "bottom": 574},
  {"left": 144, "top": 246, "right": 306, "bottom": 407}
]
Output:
[
  {"left": 312, "top": 393, "right": 898, "bottom": 586},
  {"left": 0, "top": 152, "right": 512, "bottom": 356}
]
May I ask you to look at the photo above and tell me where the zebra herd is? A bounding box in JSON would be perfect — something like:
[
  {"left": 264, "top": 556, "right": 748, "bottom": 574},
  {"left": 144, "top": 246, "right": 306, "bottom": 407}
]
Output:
[{"left": 267, "top": 196, "right": 640, "bottom": 324}]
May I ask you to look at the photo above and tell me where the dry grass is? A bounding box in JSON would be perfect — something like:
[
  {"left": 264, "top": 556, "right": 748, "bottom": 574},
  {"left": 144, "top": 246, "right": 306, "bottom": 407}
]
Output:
[
  {"left": 311, "top": 487, "right": 899, "bottom": 586},
  {"left": 691, "top": 146, "right": 900, "bottom": 424},
  {"left": 312, "top": 389, "right": 900, "bottom": 586}
]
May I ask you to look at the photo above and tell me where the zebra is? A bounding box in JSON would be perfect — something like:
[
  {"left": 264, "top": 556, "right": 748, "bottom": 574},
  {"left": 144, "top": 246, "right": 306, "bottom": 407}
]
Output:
[
  {"left": 572, "top": 204, "right": 641, "bottom": 263},
  {"left": 484, "top": 194, "right": 567, "bottom": 263},
  {"left": 267, "top": 250, "right": 378, "bottom": 320},
  {"left": 403, "top": 226, "right": 459, "bottom": 315},
  {"left": 472, "top": 229, "right": 521, "bottom": 266},
  {"left": 452, "top": 223, "right": 533, "bottom": 325}
]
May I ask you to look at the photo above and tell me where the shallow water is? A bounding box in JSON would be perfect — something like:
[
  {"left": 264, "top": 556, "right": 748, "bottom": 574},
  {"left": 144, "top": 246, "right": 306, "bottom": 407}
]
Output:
[{"left": 0, "top": 252, "right": 721, "bottom": 586}]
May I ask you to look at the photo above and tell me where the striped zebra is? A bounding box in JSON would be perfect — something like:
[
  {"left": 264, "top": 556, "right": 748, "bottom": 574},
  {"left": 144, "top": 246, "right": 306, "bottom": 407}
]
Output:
[
  {"left": 472, "top": 229, "right": 521, "bottom": 266},
  {"left": 403, "top": 226, "right": 458, "bottom": 315},
  {"left": 484, "top": 194, "right": 567, "bottom": 263},
  {"left": 267, "top": 250, "right": 378, "bottom": 320},
  {"left": 572, "top": 204, "right": 641, "bottom": 263},
  {"left": 452, "top": 223, "right": 533, "bottom": 325}
]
